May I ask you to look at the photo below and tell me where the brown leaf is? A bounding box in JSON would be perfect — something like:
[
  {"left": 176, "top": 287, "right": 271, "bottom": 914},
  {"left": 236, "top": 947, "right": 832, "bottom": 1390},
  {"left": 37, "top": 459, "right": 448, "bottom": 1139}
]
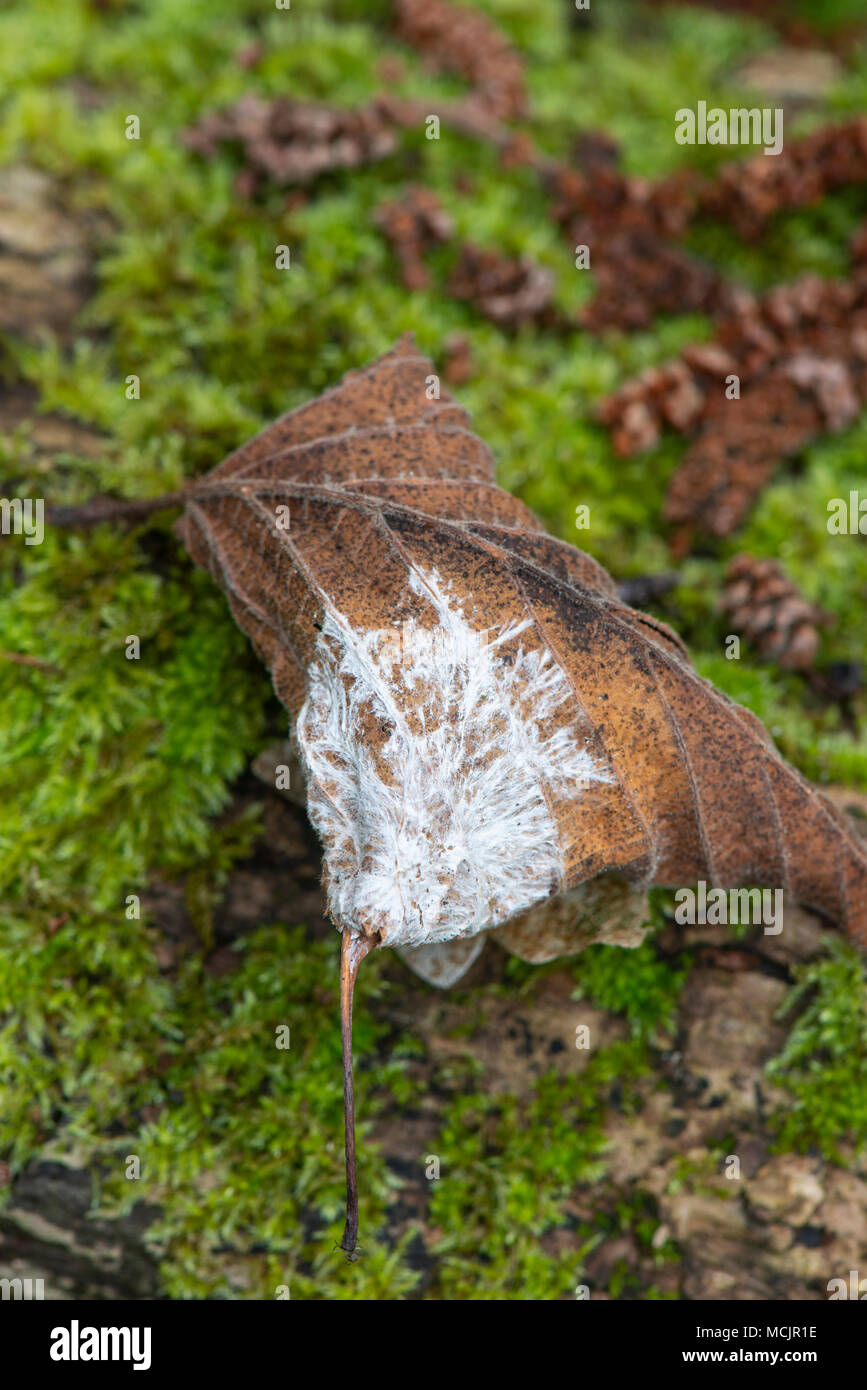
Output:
[{"left": 176, "top": 336, "right": 867, "bottom": 960}]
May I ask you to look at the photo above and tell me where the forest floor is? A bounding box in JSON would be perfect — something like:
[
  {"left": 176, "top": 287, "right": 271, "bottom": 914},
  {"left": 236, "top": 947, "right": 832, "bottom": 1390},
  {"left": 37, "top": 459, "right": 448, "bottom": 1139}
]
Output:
[{"left": 1, "top": 0, "right": 867, "bottom": 1300}]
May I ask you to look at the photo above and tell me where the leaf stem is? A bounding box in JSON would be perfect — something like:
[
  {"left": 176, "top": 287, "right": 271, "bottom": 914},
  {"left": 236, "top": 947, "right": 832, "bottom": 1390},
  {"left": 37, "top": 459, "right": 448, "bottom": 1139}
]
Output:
[
  {"left": 338, "top": 929, "right": 378, "bottom": 1260},
  {"left": 45, "top": 489, "right": 192, "bottom": 528}
]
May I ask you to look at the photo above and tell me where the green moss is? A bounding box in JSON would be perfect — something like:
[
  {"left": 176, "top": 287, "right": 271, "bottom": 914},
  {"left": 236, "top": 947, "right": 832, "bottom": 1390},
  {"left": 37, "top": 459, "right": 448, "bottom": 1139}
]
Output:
[
  {"left": 766, "top": 938, "right": 867, "bottom": 1161},
  {"left": 426, "top": 1041, "right": 647, "bottom": 1299},
  {"left": 0, "top": 917, "right": 421, "bottom": 1298},
  {"left": 0, "top": 530, "right": 270, "bottom": 911},
  {"left": 570, "top": 934, "right": 689, "bottom": 1044},
  {"left": 1, "top": 0, "right": 866, "bottom": 1300}
]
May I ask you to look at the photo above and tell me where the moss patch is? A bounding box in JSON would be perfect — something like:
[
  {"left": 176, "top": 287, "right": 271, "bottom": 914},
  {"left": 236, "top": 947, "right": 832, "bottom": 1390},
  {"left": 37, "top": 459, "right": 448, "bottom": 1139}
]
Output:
[{"left": 1, "top": 0, "right": 866, "bottom": 1299}]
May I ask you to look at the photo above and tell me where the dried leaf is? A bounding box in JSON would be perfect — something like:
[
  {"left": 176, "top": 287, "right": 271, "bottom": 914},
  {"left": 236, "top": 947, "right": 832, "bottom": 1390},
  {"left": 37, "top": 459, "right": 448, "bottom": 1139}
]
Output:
[
  {"left": 59, "top": 337, "right": 867, "bottom": 1258},
  {"left": 176, "top": 337, "right": 867, "bottom": 958}
]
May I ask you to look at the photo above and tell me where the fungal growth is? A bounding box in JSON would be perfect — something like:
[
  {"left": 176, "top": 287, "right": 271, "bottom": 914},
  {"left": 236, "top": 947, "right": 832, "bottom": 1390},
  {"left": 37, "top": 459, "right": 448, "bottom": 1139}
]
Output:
[{"left": 296, "top": 564, "right": 614, "bottom": 950}]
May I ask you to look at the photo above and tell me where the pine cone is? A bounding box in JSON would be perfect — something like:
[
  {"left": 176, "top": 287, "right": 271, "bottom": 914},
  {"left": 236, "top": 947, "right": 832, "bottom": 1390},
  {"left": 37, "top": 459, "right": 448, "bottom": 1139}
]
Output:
[
  {"left": 700, "top": 118, "right": 867, "bottom": 242},
  {"left": 718, "top": 554, "right": 832, "bottom": 671},
  {"left": 394, "top": 0, "right": 526, "bottom": 120},
  {"left": 375, "top": 187, "right": 454, "bottom": 291},
  {"left": 597, "top": 269, "right": 867, "bottom": 546},
  {"left": 448, "top": 243, "right": 555, "bottom": 329},
  {"left": 182, "top": 95, "right": 399, "bottom": 192}
]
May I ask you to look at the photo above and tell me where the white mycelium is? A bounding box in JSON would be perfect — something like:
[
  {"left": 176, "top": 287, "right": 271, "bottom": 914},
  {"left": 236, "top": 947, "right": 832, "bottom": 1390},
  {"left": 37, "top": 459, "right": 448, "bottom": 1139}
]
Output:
[{"left": 295, "top": 566, "right": 612, "bottom": 949}]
